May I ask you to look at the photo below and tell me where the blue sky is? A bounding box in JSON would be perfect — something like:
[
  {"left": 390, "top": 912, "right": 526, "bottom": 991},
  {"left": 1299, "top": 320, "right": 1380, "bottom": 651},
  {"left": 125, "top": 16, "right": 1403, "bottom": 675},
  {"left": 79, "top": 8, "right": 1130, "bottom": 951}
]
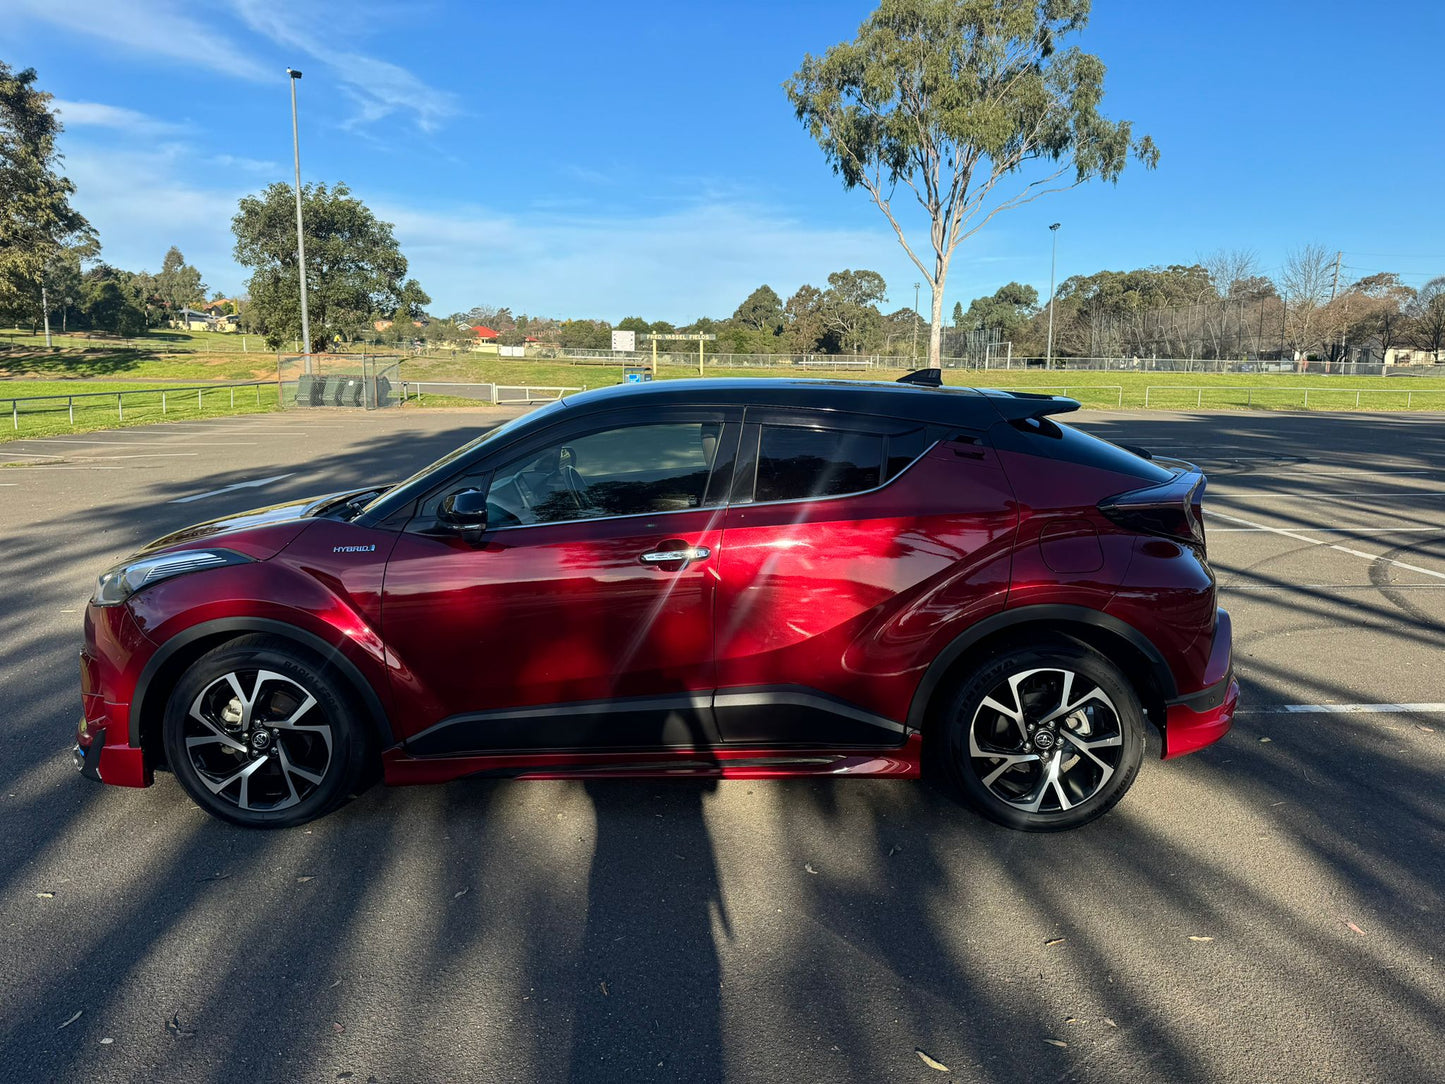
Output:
[{"left": 4, "top": 0, "right": 1443, "bottom": 321}]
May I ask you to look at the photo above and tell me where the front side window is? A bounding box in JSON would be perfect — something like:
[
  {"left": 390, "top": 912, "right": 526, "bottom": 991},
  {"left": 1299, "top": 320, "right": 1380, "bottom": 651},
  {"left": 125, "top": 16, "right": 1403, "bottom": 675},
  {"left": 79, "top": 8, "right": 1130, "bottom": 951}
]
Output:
[{"left": 484, "top": 421, "right": 725, "bottom": 527}]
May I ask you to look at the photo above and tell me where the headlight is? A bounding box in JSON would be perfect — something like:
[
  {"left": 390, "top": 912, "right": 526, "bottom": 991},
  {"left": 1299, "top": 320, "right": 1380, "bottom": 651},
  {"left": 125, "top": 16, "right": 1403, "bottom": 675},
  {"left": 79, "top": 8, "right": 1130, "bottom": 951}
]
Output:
[{"left": 92, "top": 549, "right": 253, "bottom": 606}]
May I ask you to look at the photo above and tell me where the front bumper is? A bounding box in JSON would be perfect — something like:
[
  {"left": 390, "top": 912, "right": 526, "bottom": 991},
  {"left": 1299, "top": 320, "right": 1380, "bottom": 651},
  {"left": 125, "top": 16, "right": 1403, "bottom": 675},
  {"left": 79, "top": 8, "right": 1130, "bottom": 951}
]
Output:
[{"left": 74, "top": 603, "right": 155, "bottom": 789}]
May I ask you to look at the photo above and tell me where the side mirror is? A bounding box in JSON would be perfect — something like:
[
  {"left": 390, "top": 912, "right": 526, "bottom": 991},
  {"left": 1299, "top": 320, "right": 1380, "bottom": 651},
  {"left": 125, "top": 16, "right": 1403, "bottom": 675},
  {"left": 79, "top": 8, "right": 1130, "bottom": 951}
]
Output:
[{"left": 439, "top": 488, "right": 488, "bottom": 536}]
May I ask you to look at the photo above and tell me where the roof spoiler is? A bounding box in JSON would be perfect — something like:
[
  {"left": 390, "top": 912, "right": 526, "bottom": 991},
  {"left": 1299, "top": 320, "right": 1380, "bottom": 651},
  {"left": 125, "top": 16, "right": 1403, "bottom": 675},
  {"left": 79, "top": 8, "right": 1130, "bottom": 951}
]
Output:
[
  {"left": 979, "top": 388, "right": 1081, "bottom": 420},
  {"left": 896, "top": 368, "right": 943, "bottom": 387}
]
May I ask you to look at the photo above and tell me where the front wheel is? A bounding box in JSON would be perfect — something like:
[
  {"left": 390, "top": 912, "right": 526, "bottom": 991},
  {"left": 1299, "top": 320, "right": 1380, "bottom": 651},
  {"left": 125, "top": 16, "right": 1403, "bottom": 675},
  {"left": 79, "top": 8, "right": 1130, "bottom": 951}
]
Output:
[
  {"left": 162, "top": 636, "right": 371, "bottom": 828},
  {"left": 942, "top": 643, "right": 1145, "bottom": 831}
]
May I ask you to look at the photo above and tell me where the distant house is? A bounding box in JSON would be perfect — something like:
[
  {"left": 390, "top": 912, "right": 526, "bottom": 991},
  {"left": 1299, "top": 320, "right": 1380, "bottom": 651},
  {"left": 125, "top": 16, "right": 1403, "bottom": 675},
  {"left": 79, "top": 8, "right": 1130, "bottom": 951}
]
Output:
[
  {"left": 203, "top": 298, "right": 239, "bottom": 317},
  {"left": 174, "top": 307, "right": 214, "bottom": 332},
  {"left": 1355, "top": 339, "right": 1445, "bottom": 366},
  {"left": 472, "top": 325, "right": 500, "bottom": 340}
]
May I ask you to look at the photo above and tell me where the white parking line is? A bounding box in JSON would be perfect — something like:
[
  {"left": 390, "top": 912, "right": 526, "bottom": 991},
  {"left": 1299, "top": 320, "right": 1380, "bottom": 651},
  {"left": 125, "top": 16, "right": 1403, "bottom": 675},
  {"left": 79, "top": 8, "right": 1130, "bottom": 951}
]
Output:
[
  {"left": 1238, "top": 703, "right": 1445, "bottom": 715},
  {"left": 1210, "top": 510, "right": 1445, "bottom": 582},
  {"left": 28, "top": 439, "right": 259, "bottom": 447},
  {"left": 1211, "top": 527, "right": 1442, "bottom": 533},
  {"left": 74, "top": 452, "right": 201, "bottom": 459},
  {"left": 168, "top": 473, "right": 295, "bottom": 504},
  {"left": 1223, "top": 584, "right": 1445, "bottom": 591}
]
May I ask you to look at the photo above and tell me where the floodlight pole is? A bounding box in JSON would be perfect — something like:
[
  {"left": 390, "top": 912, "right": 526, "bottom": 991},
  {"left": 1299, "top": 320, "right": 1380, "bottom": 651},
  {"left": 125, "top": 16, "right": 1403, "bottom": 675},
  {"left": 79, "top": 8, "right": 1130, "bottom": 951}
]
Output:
[
  {"left": 1046, "top": 223, "right": 1061, "bottom": 368},
  {"left": 287, "top": 68, "right": 313, "bottom": 374}
]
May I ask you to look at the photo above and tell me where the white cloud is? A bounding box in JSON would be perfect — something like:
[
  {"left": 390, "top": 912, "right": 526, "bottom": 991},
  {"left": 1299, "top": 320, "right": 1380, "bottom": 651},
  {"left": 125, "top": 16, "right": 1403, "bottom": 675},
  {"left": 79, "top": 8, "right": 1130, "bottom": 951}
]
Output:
[
  {"left": 63, "top": 145, "right": 248, "bottom": 286},
  {"left": 212, "top": 153, "right": 284, "bottom": 174},
  {"left": 376, "top": 198, "right": 920, "bottom": 320},
  {"left": 229, "top": 0, "right": 460, "bottom": 130},
  {"left": 51, "top": 100, "right": 182, "bottom": 137},
  {"left": 8, "top": 0, "right": 268, "bottom": 82},
  {"left": 10, "top": 0, "right": 455, "bottom": 130}
]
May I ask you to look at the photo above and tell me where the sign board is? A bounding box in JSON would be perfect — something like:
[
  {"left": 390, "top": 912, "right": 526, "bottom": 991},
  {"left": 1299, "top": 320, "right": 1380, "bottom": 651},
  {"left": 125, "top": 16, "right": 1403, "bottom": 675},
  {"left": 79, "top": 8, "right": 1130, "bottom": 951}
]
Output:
[{"left": 612, "top": 330, "right": 636, "bottom": 352}]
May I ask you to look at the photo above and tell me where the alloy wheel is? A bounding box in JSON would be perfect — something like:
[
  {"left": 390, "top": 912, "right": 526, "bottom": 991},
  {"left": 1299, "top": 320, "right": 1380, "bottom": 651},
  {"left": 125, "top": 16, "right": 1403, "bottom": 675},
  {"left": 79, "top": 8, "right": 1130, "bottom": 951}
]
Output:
[
  {"left": 183, "top": 669, "right": 334, "bottom": 812},
  {"left": 968, "top": 667, "right": 1124, "bottom": 814}
]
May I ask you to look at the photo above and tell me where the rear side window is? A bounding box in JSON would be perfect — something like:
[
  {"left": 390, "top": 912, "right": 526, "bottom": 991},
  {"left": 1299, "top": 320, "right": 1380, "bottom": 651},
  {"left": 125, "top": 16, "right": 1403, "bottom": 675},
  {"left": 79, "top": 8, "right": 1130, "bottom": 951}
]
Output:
[{"left": 754, "top": 425, "right": 883, "bottom": 502}]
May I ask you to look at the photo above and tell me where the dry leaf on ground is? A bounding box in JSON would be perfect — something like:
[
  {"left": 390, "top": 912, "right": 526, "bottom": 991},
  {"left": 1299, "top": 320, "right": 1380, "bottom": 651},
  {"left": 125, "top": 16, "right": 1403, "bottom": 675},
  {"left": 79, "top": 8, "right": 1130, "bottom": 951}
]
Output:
[{"left": 915, "top": 1049, "right": 950, "bottom": 1072}]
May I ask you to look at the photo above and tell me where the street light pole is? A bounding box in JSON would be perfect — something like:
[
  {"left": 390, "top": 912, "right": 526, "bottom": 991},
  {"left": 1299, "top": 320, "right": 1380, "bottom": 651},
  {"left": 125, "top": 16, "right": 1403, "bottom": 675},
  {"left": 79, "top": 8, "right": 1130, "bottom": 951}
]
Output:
[
  {"left": 287, "top": 68, "right": 312, "bottom": 373},
  {"left": 912, "top": 281, "right": 921, "bottom": 364},
  {"left": 1045, "top": 223, "right": 1061, "bottom": 368}
]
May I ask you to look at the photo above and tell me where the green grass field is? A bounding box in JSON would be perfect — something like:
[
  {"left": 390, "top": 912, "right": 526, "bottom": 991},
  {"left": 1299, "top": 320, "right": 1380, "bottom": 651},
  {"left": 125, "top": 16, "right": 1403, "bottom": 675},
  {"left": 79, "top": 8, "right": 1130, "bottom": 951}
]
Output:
[
  {"left": 394, "top": 357, "right": 1445, "bottom": 412},
  {"left": 5, "top": 349, "right": 1445, "bottom": 446},
  {"left": 0, "top": 379, "right": 279, "bottom": 444}
]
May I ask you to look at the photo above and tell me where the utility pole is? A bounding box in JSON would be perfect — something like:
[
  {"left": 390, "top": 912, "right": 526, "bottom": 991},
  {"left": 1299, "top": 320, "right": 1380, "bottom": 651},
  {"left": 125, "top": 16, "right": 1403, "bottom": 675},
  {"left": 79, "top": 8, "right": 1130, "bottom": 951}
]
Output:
[
  {"left": 287, "top": 68, "right": 312, "bottom": 373},
  {"left": 1046, "top": 223, "right": 1061, "bottom": 367},
  {"left": 41, "top": 279, "right": 51, "bottom": 349},
  {"left": 1328, "top": 251, "right": 1343, "bottom": 373},
  {"left": 912, "top": 281, "right": 921, "bottom": 364}
]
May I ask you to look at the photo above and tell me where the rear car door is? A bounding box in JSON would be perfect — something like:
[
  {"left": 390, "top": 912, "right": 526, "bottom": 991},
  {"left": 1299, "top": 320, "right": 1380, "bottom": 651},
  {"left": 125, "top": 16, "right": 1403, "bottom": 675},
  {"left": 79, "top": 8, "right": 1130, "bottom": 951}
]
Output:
[
  {"left": 381, "top": 408, "right": 740, "bottom": 754},
  {"left": 713, "top": 409, "right": 1018, "bottom": 746}
]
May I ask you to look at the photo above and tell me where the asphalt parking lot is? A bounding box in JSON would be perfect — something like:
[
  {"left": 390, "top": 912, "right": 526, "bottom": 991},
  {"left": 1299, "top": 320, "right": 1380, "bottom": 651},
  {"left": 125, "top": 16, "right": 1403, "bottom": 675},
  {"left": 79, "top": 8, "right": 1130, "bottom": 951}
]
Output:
[{"left": 1, "top": 405, "right": 1442, "bottom": 1084}]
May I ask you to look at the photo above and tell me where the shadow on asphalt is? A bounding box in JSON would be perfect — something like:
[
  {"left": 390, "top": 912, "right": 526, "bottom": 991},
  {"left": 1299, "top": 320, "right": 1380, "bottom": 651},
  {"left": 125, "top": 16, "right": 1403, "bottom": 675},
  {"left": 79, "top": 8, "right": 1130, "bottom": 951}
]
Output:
[{"left": 1, "top": 411, "right": 1443, "bottom": 1082}]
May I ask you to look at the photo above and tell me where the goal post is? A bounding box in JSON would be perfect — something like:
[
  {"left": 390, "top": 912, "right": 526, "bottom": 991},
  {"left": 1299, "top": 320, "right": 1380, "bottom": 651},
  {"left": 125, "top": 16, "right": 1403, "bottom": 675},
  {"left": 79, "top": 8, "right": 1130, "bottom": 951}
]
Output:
[{"left": 640, "top": 332, "right": 717, "bottom": 377}]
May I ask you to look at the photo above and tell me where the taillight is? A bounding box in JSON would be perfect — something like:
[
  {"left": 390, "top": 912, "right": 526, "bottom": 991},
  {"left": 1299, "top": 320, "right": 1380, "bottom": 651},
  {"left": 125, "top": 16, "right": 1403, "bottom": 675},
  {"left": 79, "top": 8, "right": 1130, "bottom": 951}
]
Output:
[{"left": 1099, "top": 471, "right": 1207, "bottom": 549}]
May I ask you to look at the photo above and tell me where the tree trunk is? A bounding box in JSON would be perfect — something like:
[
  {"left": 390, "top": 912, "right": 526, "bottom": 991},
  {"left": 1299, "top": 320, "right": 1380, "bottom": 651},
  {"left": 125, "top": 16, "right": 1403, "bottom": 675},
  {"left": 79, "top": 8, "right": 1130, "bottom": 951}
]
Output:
[{"left": 928, "top": 281, "right": 945, "bottom": 369}]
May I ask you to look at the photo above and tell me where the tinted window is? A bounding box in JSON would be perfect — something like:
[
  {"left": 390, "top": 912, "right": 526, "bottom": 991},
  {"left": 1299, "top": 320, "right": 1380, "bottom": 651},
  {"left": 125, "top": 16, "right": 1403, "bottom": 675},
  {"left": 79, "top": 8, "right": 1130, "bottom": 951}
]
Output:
[
  {"left": 755, "top": 426, "right": 884, "bottom": 502},
  {"left": 484, "top": 421, "right": 723, "bottom": 526}
]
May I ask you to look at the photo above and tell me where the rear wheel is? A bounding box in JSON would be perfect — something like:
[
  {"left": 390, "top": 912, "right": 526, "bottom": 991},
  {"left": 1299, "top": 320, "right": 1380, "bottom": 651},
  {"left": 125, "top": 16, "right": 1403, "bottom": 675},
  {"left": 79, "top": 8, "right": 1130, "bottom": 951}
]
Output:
[
  {"left": 162, "top": 636, "right": 371, "bottom": 828},
  {"left": 942, "top": 643, "right": 1144, "bottom": 831}
]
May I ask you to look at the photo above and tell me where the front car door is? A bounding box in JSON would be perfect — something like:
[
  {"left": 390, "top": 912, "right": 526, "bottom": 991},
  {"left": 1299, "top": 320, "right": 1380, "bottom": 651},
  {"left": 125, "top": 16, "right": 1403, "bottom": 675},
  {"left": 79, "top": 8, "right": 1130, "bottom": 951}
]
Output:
[{"left": 381, "top": 408, "right": 741, "bottom": 755}]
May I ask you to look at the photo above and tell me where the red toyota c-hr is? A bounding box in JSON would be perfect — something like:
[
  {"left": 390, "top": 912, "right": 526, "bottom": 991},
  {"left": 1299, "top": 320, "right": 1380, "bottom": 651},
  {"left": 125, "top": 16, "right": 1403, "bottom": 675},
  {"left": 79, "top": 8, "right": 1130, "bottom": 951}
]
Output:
[{"left": 75, "top": 375, "right": 1236, "bottom": 831}]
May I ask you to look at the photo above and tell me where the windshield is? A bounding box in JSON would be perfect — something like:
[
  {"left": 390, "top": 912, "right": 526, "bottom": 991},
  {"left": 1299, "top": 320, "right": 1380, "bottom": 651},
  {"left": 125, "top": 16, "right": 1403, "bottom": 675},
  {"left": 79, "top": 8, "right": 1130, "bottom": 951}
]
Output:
[{"left": 358, "top": 400, "right": 569, "bottom": 516}]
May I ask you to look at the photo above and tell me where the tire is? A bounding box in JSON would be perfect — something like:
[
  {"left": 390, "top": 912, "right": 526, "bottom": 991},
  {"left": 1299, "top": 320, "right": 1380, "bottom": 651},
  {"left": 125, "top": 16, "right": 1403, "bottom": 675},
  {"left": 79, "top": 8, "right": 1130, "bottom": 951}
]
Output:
[
  {"left": 941, "top": 642, "right": 1144, "bottom": 831},
  {"left": 162, "top": 635, "right": 372, "bottom": 828}
]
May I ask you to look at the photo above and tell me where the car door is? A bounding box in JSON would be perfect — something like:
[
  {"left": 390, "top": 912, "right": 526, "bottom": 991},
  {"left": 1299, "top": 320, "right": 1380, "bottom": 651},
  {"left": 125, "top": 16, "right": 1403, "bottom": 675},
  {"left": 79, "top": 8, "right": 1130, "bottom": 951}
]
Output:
[
  {"left": 381, "top": 409, "right": 740, "bottom": 755},
  {"left": 713, "top": 409, "right": 1018, "bottom": 746}
]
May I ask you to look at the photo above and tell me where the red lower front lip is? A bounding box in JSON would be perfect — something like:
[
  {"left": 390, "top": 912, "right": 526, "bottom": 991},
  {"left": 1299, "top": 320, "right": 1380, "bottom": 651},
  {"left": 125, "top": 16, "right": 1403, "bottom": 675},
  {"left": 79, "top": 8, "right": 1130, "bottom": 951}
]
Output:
[{"left": 1163, "top": 678, "right": 1239, "bottom": 759}]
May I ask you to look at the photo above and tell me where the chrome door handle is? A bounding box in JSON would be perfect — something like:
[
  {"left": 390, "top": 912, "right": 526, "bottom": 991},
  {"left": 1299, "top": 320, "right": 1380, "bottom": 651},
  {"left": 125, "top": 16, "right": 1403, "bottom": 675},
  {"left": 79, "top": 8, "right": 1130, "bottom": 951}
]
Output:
[{"left": 640, "top": 545, "right": 710, "bottom": 564}]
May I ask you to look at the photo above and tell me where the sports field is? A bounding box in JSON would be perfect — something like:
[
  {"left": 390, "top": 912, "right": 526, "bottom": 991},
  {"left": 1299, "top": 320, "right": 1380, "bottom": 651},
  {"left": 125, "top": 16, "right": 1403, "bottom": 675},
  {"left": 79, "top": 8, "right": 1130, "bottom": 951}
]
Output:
[{"left": 5, "top": 349, "right": 1445, "bottom": 443}]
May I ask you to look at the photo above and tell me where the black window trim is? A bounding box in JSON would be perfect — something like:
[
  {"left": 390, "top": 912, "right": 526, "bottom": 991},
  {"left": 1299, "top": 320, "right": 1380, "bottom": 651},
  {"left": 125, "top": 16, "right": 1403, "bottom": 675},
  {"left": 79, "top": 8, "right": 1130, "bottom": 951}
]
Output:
[{"left": 409, "top": 407, "right": 743, "bottom": 535}]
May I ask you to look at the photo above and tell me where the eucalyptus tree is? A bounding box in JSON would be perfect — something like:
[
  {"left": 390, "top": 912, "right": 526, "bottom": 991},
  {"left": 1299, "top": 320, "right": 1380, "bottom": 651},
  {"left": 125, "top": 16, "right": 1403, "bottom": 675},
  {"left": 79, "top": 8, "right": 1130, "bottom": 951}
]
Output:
[{"left": 786, "top": 0, "right": 1157, "bottom": 367}]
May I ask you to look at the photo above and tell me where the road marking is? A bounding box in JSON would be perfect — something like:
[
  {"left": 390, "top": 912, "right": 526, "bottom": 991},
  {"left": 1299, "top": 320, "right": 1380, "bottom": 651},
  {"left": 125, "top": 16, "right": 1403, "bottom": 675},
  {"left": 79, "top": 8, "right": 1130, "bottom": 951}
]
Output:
[
  {"left": 1239, "top": 703, "right": 1445, "bottom": 715},
  {"left": 65, "top": 452, "right": 201, "bottom": 460},
  {"left": 1211, "top": 527, "right": 1442, "bottom": 533},
  {"left": 168, "top": 473, "right": 295, "bottom": 504},
  {"left": 1223, "top": 584, "right": 1445, "bottom": 591},
  {"left": 1210, "top": 510, "right": 1445, "bottom": 583},
  {"left": 28, "top": 439, "right": 259, "bottom": 447}
]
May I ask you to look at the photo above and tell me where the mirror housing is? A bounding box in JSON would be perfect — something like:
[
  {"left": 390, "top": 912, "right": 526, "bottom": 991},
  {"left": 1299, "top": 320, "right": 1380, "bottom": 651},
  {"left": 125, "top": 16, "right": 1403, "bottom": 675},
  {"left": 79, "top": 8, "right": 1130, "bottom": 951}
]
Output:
[{"left": 439, "top": 488, "right": 488, "bottom": 537}]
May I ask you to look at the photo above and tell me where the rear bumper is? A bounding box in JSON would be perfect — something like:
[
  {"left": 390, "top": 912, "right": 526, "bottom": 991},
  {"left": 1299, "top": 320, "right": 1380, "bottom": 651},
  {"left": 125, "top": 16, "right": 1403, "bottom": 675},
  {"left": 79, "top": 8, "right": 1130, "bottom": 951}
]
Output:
[{"left": 1161, "top": 608, "right": 1237, "bottom": 759}]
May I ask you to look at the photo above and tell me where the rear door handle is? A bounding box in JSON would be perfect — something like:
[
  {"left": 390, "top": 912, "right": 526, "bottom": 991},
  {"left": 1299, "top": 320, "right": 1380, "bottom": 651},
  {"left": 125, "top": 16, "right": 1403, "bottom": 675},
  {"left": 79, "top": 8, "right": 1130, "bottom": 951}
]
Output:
[{"left": 639, "top": 545, "right": 711, "bottom": 565}]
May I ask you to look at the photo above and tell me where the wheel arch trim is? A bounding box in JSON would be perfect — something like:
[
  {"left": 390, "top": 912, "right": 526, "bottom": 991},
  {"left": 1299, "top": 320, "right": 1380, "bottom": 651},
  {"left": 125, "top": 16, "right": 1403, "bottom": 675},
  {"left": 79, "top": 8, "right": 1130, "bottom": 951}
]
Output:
[
  {"left": 128, "top": 617, "right": 397, "bottom": 752},
  {"left": 906, "top": 604, "right": 1177, "bottom": 733}
]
